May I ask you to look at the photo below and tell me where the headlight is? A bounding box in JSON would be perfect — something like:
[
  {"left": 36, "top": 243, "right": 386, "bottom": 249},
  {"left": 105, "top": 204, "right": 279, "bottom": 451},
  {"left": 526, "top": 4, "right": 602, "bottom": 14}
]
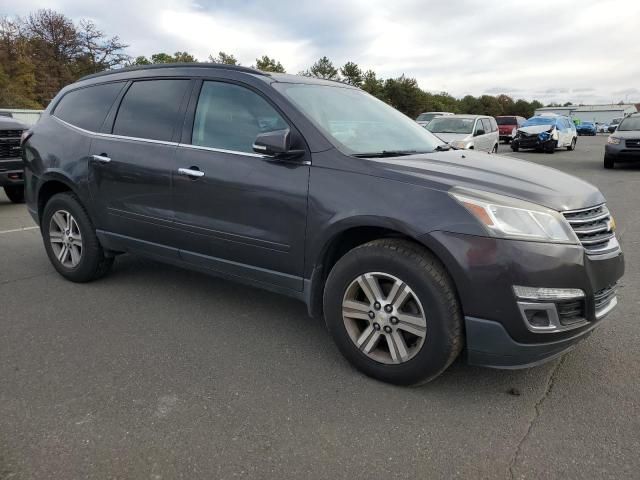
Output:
[
  {"left": 450, "top": 140, "right": 473, "bottom": 149},
  {"left": 607, "top": 136, "right": 621, "bottom": 145},
  {"left": 450, "top": 188, "right": 578, "bottom": 243}
]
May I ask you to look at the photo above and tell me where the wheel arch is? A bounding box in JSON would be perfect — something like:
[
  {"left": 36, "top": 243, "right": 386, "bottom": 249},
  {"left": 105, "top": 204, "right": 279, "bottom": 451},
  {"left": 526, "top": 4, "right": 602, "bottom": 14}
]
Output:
[
  {"left": 37, "top": 172, "right": 82, "bottom": 225},
  {"left": 305, "top": 221, "right": 456, "bottom": 319}
]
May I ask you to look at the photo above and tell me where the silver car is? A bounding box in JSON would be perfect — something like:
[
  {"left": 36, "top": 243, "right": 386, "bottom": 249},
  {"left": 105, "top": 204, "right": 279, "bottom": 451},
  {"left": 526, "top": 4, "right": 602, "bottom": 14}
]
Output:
[
  {"left": 425, "top": 114, "right": 499, "bottom": 152},
  {"left": 415, "top": 111, "right": 454, "bottom": 127}
]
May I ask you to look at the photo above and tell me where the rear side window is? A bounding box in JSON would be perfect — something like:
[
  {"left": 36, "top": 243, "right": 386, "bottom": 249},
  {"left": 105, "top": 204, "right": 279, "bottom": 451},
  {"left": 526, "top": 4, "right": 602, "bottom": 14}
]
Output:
[
  {"left": 54, "top": 82, "right": 124, "bottom": 131},
  {"left": 481, "top": 119, "right": 492, "bottom": 133},
  {"left": 489, "top": 118, "right": 498, "bottom": 132},
  {"left": 191, "top": 81, "right": 288, "bottom": 153},
  {"left": 113, "top": 79, "right": 190, "bottom": 142}
]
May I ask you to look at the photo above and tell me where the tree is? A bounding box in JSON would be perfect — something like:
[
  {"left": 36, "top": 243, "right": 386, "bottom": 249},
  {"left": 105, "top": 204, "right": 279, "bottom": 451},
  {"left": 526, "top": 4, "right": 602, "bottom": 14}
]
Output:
[
  {"left": 381, "top": 75, "right": 424, "bottom": 117},
  {"left": 361, "top": 70, "right": 384, "bottom": 98},
  {"left": 305, "top": 56, "right": 339, "bottom": 80},
  {"left": 209, "top": 51, "right": 238, "bottom": 65},
  {"left": 340, "top": 61, "right": 362, "bottom": 86},
  {"left": 75, "top": 19, "right": 128, "bottom": 75},
  {"left": 131, "top": 51, "right": 196, "bottom": 65},
  {"left": 254, "top": 55, "right": 285, "bottom": 73}
]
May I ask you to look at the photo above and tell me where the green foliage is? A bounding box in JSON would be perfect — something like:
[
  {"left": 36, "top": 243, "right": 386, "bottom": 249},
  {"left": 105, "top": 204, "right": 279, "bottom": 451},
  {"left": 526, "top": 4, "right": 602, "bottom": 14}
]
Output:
[
  {"left": 305, "top": 56, "right": 339, "bottom": 80},
  {"left": 132, "top": 51, "right": 197, "bottom": 65},
  {"left": 340, "top": 62, "right": 363, "bottom": 86},
  {"left": 361, "top": 70, "right": 384, "bottom": 98},
  {"left": 254, "top": 55, "right": 285, "bottom": 73},
  {"left": 209, "top": 51, "right": 238, "bottom": 65}
]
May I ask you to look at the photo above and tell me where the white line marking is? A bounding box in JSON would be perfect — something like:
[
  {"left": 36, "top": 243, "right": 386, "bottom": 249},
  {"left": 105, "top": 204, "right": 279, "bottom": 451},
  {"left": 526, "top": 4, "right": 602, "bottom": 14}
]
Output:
[{"left": 0, "top": 226, "right": 39, "bottom": 235}]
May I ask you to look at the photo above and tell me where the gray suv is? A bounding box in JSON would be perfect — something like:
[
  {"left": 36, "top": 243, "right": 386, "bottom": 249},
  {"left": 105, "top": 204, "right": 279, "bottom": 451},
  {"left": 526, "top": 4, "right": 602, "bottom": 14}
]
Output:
[
  {"left": 22, "top": 64, "right": 624, "bottom": 385},
  {"left": 604, "top": 113, "right": 640, "bottom": 168}
]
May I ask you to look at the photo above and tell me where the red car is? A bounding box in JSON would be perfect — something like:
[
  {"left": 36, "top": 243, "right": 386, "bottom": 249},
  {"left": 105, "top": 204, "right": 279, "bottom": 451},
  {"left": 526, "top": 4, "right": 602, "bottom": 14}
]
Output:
[{"left": 496, "top": 116, "right": 526, "bottom": 143}]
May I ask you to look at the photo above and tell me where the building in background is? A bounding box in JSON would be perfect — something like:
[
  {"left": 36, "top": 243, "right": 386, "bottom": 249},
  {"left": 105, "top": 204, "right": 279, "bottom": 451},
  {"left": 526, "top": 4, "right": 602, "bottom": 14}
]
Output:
[
  {"left": 534, "top": 104, "right": 638, "bottom": 125},
  {"left": 0, "top": 109, "right": 43, "bottom": 126}
]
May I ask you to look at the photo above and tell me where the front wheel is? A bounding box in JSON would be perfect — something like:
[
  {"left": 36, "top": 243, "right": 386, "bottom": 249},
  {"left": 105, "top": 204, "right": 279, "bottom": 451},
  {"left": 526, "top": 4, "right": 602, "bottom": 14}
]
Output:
[
  {"left": 4, "top": 185, "right": 25, "bottom": 203},
  {"left": 323, "top": 239, "right": 463, "bottom": 385},
  {"left": 545, "top": 140, "right": 557, "bottom": 154},
  {"left": 604, "top": 155, "right": 614, "bottom": 169}
]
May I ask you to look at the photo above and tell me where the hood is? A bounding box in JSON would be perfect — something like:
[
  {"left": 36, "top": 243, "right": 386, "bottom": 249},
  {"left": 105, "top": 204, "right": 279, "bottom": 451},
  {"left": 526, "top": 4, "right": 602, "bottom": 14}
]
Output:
[
  {"left": 610, "top": 130, "right": 640, "bottom": 139},
  {"left": 518, "top": 124, "right": 553, "bottom": 135},
  {"left": 368, "top": 149, "right": 603, "bottom": 211},
  {"left": 0, "top": 116, "right": 27, "bottom": 130},
  {"left": 433, "top": 132, "right": 471, "bottom": 143}
]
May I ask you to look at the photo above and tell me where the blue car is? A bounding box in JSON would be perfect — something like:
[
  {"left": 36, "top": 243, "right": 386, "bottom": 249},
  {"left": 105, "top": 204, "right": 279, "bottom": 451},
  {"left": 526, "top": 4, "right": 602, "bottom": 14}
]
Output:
[{"left": 576, "top": 122, "right": 597, "bottom": 136}]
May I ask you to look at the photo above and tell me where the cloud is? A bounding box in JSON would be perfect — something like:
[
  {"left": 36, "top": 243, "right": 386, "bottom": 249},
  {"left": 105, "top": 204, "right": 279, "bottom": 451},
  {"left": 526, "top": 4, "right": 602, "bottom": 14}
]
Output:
[{"left": 4, "top": 0, "right": 639, "bottom": 103}]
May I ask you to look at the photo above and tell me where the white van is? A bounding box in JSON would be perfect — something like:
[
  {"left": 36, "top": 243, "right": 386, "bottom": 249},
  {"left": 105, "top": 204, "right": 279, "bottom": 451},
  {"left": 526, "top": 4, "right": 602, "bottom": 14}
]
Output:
[
  {"left": 425, "top": 115, "right": 499, "bottom": 152},
  {"left": 415, "top": 111, "right": 454, "bottom": 127}
]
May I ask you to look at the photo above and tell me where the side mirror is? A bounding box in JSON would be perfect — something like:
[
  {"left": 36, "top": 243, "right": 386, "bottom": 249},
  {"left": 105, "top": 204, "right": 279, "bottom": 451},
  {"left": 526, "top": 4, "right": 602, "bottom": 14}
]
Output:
[
  {"left": 253, "top": 129, "right": 304, "bottom": 159},
  {"left": 474, "top": 129, "right": 485, "bottom": 137}
]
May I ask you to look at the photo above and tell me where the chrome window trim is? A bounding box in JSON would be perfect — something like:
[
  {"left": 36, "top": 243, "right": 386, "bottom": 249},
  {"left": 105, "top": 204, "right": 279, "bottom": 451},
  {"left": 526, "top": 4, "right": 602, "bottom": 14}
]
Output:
[
  {"left": 52, "top": 116, "right": 179, "bottom": 146},
  {"left": 177, "top": 143, "right": 268, "bottom": 159}
]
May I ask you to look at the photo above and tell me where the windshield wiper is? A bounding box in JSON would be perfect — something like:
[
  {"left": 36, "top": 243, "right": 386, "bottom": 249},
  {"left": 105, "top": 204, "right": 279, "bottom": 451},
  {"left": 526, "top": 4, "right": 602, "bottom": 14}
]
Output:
[{"left": 352, "top": 150, "right": 423, "bottom": 158}]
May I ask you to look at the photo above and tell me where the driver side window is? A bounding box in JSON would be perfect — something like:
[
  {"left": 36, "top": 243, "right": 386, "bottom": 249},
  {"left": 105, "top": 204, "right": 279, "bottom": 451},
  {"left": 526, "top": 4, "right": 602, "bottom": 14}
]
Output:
[{"left": 192, "top": 81, "right": 288, "bottom": 154}]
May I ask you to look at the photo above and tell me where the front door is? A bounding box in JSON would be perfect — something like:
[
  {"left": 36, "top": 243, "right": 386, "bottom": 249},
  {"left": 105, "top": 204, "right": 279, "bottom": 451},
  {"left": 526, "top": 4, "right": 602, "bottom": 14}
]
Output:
[
  {"left": 172, "top": 80, "right": 310, "bottom": 291},
  {"left": 88, "top": 78, "right": 192, "bottom": 255}
]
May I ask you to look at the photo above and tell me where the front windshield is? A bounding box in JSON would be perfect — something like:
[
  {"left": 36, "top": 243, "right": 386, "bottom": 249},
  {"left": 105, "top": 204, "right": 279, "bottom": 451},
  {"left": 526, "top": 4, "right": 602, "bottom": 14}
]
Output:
[
  {"left": 427, "top": 117, "right": 474, "bottom": 134},
  {"left": 416, "top": 113, "right": 437, "bottom": 122},
  {"left": 617, "top": 117, "right": 640, "bottom": 131},
  {"left": 523, "top": 116, "right": 556, "bottom": 127},
  {"left": 273, "top": 83, "right": 444, "bottom": 155}
]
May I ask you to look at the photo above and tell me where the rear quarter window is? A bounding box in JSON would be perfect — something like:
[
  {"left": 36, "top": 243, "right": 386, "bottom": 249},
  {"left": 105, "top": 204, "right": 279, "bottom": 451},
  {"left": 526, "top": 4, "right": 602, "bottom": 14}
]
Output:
[
  {"left": 112, "top": 79, "right": 191, "bottom": 142},
  {"left": 53, "top": 82, "right": 125, "bottom": 132}
]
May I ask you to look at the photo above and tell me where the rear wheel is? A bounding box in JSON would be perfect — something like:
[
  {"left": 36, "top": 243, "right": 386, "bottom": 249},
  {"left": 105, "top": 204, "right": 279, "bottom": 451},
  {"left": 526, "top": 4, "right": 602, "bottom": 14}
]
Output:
[
  {"left": 42, "top": 192, "right": 114, "bottom": 282},
  {"left": 4, "top": 185, "right": 24, "bottom": 203},
  {"left": 492, "top": 143, "right": 498, "bottom": 153},
  {"left": 567, "top": 137, "right": 576, "bottom": 151},
  {"left": 323, "top": 239, "right": 463, "bottom": 385}
]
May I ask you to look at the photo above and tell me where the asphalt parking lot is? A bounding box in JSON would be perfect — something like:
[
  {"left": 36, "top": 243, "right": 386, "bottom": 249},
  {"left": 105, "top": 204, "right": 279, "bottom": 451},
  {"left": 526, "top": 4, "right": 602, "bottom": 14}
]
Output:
[{"left": 1, "top": 135, "right": 638, "bottom": 479}]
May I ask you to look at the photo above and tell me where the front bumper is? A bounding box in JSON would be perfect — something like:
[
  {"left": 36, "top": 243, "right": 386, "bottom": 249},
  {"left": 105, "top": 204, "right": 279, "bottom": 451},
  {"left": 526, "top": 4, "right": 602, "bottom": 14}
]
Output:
[
  {"left": 512, "top": 136, "right": 554, "bottom": 150},
  {"left": 421, "top": 231, "right": 624, "bottom": 368},
  {"left": 0, "top": 157, "right": 24, "bottom": 187},
  {"left": 605, "top": 143, "right": 640, "bottom": 162}
]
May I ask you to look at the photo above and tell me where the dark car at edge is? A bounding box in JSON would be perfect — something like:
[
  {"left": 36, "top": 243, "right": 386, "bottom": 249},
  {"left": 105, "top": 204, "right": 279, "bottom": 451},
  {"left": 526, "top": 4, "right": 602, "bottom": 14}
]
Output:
[
  {"left": 604, "top": 113, "right": 640, "bottom": 169},
  {"left": 22, "top": 64, "right": 624, "bottom": 385},
  {"left": 0, "top": 115, "right": 28, "bottom": 203}
]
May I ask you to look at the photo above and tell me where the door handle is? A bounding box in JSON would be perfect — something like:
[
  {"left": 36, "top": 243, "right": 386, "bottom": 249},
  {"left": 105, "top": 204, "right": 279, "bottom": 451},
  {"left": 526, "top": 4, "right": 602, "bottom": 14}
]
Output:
[
  {"left": 178, "top": 167, "right": 205, "bottom": 178},
  {"left": 91, "top": 154, "right": 111, "bottom": 163}
]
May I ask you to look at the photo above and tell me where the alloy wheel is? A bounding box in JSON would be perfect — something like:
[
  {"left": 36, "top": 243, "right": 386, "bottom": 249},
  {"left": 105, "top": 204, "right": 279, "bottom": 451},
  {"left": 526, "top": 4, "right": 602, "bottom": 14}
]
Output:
[
  {"left": 49, "top": 210, "right": 83, "bottom": 268},
  {"left": 342, "top": 272, "right": 427, "bottom": 364}
]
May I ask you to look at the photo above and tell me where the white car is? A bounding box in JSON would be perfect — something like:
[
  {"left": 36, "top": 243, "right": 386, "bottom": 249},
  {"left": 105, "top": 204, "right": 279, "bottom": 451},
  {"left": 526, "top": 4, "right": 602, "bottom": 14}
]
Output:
[
  {"left": 425, "top": 114, "right": 499, "bottom": 152},
  {"left": 511, "top": 115, "right": 577, "bottom": 153},
  {"left": 415, "top": 111, "right": 454, "bottom": 127}
]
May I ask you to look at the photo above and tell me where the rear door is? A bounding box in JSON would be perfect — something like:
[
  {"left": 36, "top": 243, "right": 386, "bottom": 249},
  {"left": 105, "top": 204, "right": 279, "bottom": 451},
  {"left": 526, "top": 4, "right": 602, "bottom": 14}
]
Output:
[
  {"left": 88, "top": 78, "right": 192, "bottom": 255},
  {"left": 172, "top": 79, "right": 310, "bottom": 291}
]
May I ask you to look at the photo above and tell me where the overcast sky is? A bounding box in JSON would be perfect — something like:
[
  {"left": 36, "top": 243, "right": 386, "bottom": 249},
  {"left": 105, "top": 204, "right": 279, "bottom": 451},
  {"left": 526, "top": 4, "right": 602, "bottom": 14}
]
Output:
[{"left": 5, "top": 0, "right": 639, "bottom": 104}]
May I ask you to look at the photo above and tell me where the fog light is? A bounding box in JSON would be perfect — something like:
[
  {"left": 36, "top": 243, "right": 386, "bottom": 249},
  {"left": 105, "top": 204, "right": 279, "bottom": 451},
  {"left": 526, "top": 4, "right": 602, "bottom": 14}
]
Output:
[{"left": 513, "top": 286, "right": 585, "bottom": 301}]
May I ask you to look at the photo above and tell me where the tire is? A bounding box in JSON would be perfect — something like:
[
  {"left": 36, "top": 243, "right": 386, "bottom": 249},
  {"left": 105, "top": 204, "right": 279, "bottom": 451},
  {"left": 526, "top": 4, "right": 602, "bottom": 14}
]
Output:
[
  {"left": 511, "top": 144, "right": 519, "bottom": 152},
  {"left": 323, "top": 239, "right": 463, "bottom": 386},
  {"left": 545, "top": 140, "right": 557, "bottom": 154},
  {"left": 567, "top": 137, "right": 576, "bottom": 151},
  {"left": 604, "top": 155, "right": 614, "bottom": 169},
  {"left": 41, "top": 192, "right": 114, "bottom": 282},
  {"left": 4, "top": 185, "right": 25, "bottom": 203},
  {"left": 492, "top": 143, "right": 498, "bottom": 153}
]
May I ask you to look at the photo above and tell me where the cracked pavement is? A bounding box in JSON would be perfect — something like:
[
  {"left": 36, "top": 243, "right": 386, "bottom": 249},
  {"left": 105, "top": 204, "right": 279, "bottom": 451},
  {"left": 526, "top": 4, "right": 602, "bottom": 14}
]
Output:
[{"left": 1, "top": 136, "right": 638, "bottom": 479}]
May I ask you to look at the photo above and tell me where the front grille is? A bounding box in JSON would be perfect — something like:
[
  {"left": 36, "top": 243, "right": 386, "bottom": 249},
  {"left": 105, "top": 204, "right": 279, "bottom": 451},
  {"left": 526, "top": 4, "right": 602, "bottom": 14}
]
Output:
[
  {"left": 625, "top": 138, "right": 640, "bottom": 148},
  {"left": 563, "top": 204, "right": 616, "bottom": 254},
  {"left": 594, "top": 284, "right": 617, "bottom": 312},
  {"left": 0, "top": 129, "right": 22, "bottom": 139},
  {"left": 0, "top": 129, "right": 22, "bottom": 159},
  {"left": 517, "top": 132, "right": 539, "bottom": 147}
]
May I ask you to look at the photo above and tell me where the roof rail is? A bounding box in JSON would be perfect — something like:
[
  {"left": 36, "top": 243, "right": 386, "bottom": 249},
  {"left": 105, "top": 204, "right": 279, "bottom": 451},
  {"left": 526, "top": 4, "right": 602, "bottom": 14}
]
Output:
[{"left": 79, "top": 62, "right": 269, "bottom": 82}]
